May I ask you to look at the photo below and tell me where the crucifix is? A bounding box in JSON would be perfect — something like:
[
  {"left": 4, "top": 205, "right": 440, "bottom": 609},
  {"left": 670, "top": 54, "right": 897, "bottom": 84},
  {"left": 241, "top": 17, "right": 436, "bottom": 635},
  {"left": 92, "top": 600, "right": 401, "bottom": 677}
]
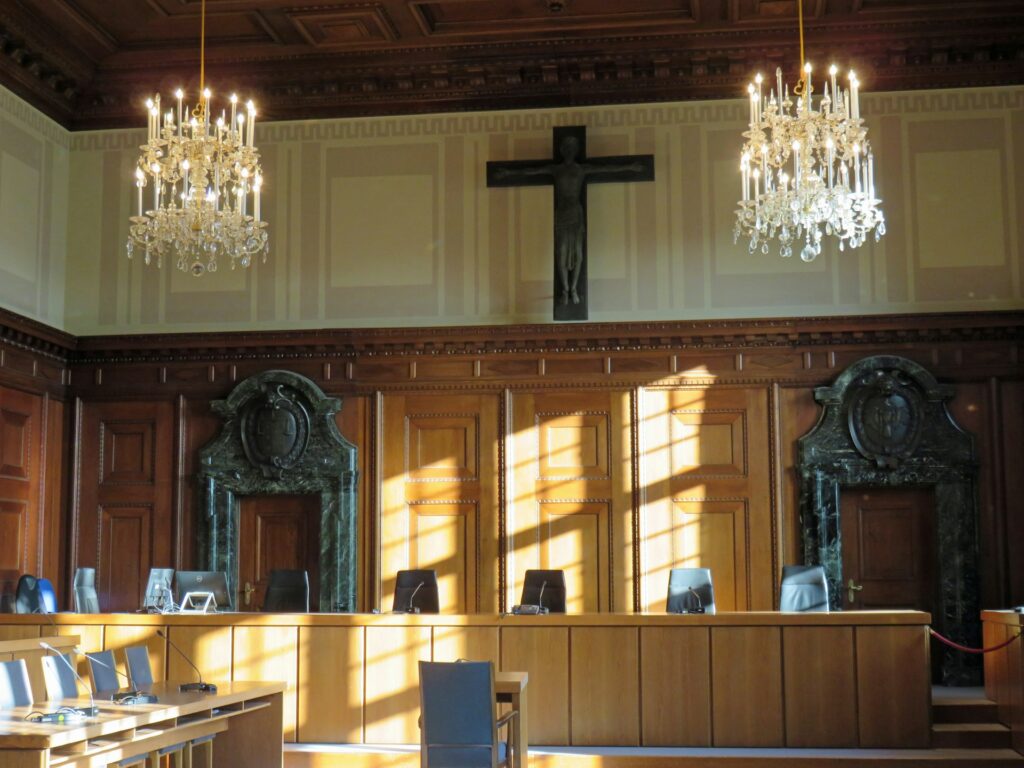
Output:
[{"left": 487, "top": 125, "right": 655, "bottom": 321}]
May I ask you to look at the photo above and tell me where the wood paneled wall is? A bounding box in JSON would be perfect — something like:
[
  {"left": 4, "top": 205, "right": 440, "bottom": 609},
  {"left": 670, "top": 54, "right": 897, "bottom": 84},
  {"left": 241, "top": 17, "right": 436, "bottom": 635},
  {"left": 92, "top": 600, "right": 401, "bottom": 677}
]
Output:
[
  {"left": 2, "top": 308, "right": 1023, "bottom": 613},
  {"left": 0, "top": 309, "right": 70, "bottom": 599}
]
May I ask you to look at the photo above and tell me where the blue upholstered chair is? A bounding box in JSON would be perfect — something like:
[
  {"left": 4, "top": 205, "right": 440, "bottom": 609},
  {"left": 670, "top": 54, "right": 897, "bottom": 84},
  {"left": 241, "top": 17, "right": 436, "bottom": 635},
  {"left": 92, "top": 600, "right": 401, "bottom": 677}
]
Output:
[
  {"left": 73, "top": 567, "right": 100, "bottom": 613},
  {"left": 779, "top": 565, "right": 830, "bottom": 612},
  {"left": 36, "top": 578, "right": 58, "bottom": 613},
  {"left": 87, "top": 649, "right": 120, "bottom": 694},
  {"left": 42, "top": 653, "right": 81, "bottom": 699},
  {"left": 418, "top": 660, "right": 517, "bottom": 768},
  {"left": 0, "top": 658, "right": 33, "bottom": 708},
  {"left": 666, "top": 568, "right": 716, "bottom": 615},
  {"left": 124, "top": 645, "right": 154, "bottom": 688}
]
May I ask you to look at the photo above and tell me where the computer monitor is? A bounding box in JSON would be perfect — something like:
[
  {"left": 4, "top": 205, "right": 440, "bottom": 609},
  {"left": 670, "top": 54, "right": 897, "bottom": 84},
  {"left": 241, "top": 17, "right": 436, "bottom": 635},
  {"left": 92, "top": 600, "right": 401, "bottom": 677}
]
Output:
[
  {"left": 520, "top": 569, "right": 566, "bottom": 613},
  {"left": 392, "top": 569, "right": 439, "bottom": 613},
  {"left": 175, "top": 571, "right": 232, "bottom": 611},
  {"left": 142, "top": 568, "right": 175, "bottom": 611}
]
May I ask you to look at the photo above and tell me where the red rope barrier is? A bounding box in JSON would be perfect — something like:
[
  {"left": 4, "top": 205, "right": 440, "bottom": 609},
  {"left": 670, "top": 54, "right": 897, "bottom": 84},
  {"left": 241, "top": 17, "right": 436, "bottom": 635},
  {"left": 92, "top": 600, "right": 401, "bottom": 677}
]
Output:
[{"left": 929, "top": 628, "right": 1022, "bottom": 654}]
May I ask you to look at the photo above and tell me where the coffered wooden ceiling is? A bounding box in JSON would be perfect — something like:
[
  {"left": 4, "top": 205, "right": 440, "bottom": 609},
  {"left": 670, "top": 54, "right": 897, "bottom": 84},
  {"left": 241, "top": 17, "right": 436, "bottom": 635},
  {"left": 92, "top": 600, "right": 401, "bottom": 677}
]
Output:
[{"left": 0, "top": 0, "right": 1021, "bottom": 130}]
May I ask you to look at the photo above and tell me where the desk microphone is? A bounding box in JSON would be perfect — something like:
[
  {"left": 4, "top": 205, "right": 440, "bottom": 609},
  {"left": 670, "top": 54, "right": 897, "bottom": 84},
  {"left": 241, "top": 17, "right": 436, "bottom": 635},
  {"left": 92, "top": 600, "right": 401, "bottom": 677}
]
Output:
[
  {"left": 39, "top": 642, "right": 99, "bottom": 717},
  {"left": 156, "top": 629, "right": 217, "bottom": 693},
  {"left": 686, "top": 587, "right": 706, "bottom": 615},
  {"left": 406, "top": 582, "right": 424, "bottom": 614},
  {"left": 511, "top": 581, "right": 549, "bottom": 615}
]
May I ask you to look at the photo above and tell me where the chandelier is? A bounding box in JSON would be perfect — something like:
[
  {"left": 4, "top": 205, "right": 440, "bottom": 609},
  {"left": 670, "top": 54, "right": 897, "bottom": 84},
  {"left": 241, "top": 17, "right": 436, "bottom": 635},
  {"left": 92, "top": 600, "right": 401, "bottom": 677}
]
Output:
[
  {"left": 126, "top": 0, "right": 268, "bottom": 277},
  {"left": 733, "top": 0, "right": 884, "bottom": 262}
]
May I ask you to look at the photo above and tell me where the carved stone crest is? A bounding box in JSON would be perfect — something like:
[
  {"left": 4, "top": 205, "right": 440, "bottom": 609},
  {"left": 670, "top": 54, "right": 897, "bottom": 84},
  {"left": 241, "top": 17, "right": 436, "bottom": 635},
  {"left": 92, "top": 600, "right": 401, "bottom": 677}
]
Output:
[
  {"left": 848, "top": 369, "right": 924, "bottom": 468},
  {"left": 241, "top": 383, "right": 311, "bottom": 478}
]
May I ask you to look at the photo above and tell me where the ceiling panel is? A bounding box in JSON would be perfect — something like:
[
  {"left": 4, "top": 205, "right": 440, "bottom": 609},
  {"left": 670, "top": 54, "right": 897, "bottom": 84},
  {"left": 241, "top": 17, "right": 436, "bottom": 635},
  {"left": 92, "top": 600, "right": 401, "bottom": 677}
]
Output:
[{"left": 0, "top": 0, "right": 1019, "bottom": 129}]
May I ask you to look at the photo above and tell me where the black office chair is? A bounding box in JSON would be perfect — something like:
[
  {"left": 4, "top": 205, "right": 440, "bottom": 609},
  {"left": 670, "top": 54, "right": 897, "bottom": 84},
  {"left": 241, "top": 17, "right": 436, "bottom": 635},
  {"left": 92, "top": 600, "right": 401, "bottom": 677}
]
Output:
[
  {"left": 419, "top": 660, "right": 517, "bottom": 768},
  {"left": 263, "top": 569, "right": 310, "bottom": 612},
  {"left": 14, "top": 574, "right": 40, "bottom": 614},
  {"left": 779, "top": 565, "right": 830, "bottom": 612},
  {"left": 0, "top": 658, "right": 33, "bottom": 708},
  {"left": 666, "top": 568, "right": 716, "bottom": 614},
  {"left": 74, "top": 567, "right": 100, "bottom": 613},
  {"left": 42, "top": 653, "right": 81, "bottom": 699},
  {"left": 87, "top": 649, "right": 120, "bottom": 694},
  {"left": 520, "top": 569, "right": 567, "bottom": 613},
  {"left": 393, "top": 569, "right": 440, "bottom": 613},
  {"left": 142, "top": 567, "right": 175, "bottom": 611}
]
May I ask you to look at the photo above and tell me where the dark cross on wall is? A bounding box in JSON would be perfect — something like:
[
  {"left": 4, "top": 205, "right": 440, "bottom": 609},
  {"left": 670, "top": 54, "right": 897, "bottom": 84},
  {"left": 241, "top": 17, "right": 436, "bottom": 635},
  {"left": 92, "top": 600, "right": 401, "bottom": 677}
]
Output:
[{"left": 486, "top": 126, "right": 654, "bottom": 321}]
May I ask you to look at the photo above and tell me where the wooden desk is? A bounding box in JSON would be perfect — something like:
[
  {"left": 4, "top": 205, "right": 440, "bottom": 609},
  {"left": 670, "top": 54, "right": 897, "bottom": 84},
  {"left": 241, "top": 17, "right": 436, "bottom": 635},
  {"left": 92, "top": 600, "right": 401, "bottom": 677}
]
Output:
[
  {"left": 495, "top": 671, "right": 528, "bottom": 768},
  {"left": 0, "top": 681, "right": 285, "bottom": 768},
  {"left": 982, "top": 610, "right": 1024, "bottom": 756},
  {"left": 0, "top": 611, "right": 930, "bottom": 749}
]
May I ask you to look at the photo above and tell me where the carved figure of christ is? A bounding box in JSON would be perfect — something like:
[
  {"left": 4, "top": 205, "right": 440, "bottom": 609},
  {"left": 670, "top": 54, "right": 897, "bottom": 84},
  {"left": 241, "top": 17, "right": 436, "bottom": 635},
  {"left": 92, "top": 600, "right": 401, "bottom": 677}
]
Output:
[{"left": 487, "top": 126, "right": 654, "bottom": 321}]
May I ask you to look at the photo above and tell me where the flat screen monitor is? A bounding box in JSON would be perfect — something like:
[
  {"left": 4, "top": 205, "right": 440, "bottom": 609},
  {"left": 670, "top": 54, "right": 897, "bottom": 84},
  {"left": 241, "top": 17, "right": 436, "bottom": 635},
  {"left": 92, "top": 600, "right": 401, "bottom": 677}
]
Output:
[
  {"left": 175, "top": 571, "right": 233, "bottom": 611},
  {"left": 142, "top": 568, "right": 175, "bottom": 610},
  {"left": 392, "top": 569, "right": 439, "bottom": 613},
  {"left": 520, "top": 569, "right": 566, "bottom": 613}
]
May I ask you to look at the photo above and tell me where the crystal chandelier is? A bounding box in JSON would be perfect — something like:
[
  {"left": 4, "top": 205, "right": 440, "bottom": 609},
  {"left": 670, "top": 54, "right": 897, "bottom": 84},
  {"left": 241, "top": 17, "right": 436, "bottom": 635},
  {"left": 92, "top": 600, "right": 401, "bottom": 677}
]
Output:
[
  {"left": 126, "top": 0, "right": 268, "bottom": 277},
  {"left": 733, "top": 0, "right": 884, "bottom": 262}
]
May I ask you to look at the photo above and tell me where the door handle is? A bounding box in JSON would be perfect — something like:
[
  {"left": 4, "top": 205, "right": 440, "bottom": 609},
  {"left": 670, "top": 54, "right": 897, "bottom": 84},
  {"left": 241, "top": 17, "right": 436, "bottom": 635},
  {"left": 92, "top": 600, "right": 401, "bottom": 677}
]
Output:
[
  {"left": 847, "top": 578, "right": 864, "bottom": 604},
  {"left": 244, "top": 581, "right": 255, "bottom": 606}
]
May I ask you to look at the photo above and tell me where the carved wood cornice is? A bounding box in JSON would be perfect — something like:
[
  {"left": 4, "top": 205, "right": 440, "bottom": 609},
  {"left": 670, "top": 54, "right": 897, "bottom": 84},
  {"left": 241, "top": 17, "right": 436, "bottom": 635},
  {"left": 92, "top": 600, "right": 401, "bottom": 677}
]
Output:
[
  {"left": 0, "top": 307, "right": 75, "bottom": 362},
  {"left": 0, "top": 0, "right": 1021, "bottom": 130},
  {"left": 71, "top": 311, "right": 1024, "bottom": 365}
]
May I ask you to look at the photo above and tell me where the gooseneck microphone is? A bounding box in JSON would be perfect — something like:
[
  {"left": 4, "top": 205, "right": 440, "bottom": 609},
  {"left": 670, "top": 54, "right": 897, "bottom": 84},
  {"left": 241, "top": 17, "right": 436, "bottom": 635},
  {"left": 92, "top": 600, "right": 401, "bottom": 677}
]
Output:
[
  {"left": 686, "top": 586, "right": 706, "bottom": 614},
  {"left": 406, "top": 581, "right": 425, "bottom": 614},
  {"left": 82, "top": 649, "right": 157, "bottom": 704},
  {"left": 39, "top": 642, "right": 99, "bottom": 717},
  {"left": 156, "top": 629, "right": 217, "bottom": 693},
  {"left": 537, "top": 581, "right": 548, "bottom": 610}
]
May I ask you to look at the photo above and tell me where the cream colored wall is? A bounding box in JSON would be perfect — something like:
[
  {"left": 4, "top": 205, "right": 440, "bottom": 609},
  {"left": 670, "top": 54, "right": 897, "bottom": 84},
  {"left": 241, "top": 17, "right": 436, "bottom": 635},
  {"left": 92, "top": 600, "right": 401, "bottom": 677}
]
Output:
[
  {"left": 6, "top": 85, "right": 1022, "bottom": 335},
  {"left": 0, "top": 86, "right": 68, "bottom": 328}
]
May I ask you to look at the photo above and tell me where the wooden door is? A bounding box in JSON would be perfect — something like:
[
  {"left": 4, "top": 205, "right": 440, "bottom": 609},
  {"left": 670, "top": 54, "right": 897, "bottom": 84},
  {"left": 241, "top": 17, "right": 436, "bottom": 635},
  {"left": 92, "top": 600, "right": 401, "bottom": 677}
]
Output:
[
  {"left": 508, "top": 390, "right": 633, "bottom": 613},
  {"left": 639, "top": 387, "right": 773, "bottom": 611},
  {"left": 840, "top": 488, "right": 937, "bottom": 612},
  {"left": 238, "top": 495, "right": 321, "bottom": 610},
  {"left": 380, "top": 393, "right": 500, "bottom": 613}
]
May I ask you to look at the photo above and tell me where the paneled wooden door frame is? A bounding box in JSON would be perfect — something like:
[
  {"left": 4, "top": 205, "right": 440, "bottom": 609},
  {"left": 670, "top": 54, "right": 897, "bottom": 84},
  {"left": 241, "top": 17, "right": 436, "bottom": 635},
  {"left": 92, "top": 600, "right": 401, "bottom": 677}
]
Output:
[
  {"left": 638, "top": 385, "right": 773, "bottom": 612},
  {"left": 507, "top": 390, "right": 634, "bottom": 613},
  {"left": 380, "top": 392, "right": 500, "bottom": 613}
]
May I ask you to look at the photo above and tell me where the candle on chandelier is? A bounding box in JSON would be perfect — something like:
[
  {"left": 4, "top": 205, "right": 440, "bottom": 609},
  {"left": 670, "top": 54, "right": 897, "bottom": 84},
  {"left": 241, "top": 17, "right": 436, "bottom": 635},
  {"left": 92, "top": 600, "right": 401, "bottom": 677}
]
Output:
[
  {"left": 853, "top": 143, "right": 862, "bottom": 193},
  {"left": 755, "top": 73, "right": 763, "bottom": 123},
  {"left": 182, "top": 159, "right": 190, "bottom": 200},
  {"left": 867, "top": 150, "right": 874, "bottom": 198},
  {"left": 230, "top": 94, "right": 238, "bottom": 138},
  {"left": 741, "top": 153, "right": 750, "bottom": 201},
  {"left": 776, "top": 67, "right": 784, "bottom": 107},
  {"left": 752, "top": 168, "right": 760, "bottom": 201},
  {"left": 829, "top": 66, "right": 838, "bottom": 113},
  {"left": 135, "top": 168, "right": 144, "bottom": 216},
  {"left": 151, "top": 163, "right": 161, "bottom": 209},
  {"left": 246, "top": 101, "right": 256, "bottom": 148},
  {"left": 175, "top": 89, "right": 184, "bottom": 137},
  {"left": 747, "top": 84, "right": 755, "bottom": 130},
  {"left": 254, "top": 173, "right": 262, "bottom": 221},
  {"left": 850, "top": 72, "right": 860, "bottom": 120}
]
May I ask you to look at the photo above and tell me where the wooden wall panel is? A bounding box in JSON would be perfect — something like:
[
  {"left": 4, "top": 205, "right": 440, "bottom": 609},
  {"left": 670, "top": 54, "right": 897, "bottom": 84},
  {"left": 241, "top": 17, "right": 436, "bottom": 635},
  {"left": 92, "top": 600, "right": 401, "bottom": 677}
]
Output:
[
  {"left": 297, "top": 626, "right": 365, "bottom": 743},
  {"left": 855, "top": 625, "right": 931, "bottom": 748},
  {"left": 380, "top": 393, "right": 500, "bottom": 613},
  {"left": 0, "top": 386, "right": 42, "bottom": 583},
  {"left": 234, "top": 625, "right": 299, "bottom": 741},
  {"left": 103, "top": 624, "right": 167, "bottom": 684},
  {"left": 570, "top": 627, "right": 639, "bottom": 745},
  {"left": 500, "top": 626, "right": 569, "bottom": 745},
  {"left": 165, "top": 624, "right": 233, "bottom": 683},
  {"left": 640, "top": 387, "right": 772, "bottom": 611},
  {"left": 74, "top": 400, "right": 174, "bottom": 611},
  {"left": 711, "top": 626, "right": 784, "bottom": 746},
  {"left": 639, "top": 627, "right": 711, "bottom": 746},
  {"left": 363, "top": 625, "right": 431, "bottom": 743},
  {"left": 782, "top": 626, "right": 857, "bottom": 747},
  {"left": 509, "top": 391, "right": 632, "bottom": 612}
]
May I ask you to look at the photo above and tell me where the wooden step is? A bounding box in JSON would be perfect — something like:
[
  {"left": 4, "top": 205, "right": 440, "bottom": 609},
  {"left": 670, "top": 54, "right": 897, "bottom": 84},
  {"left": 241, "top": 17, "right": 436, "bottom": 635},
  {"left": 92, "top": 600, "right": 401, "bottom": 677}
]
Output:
[
  {"left": 284, "top": 744, "right": 1024, "bottom": 768},
  {"left": 931, "top": 723, "right": 1013, "bottom": 750},
  {"left": 933, "top": 698, "right": 1000, "bottom": 724}
]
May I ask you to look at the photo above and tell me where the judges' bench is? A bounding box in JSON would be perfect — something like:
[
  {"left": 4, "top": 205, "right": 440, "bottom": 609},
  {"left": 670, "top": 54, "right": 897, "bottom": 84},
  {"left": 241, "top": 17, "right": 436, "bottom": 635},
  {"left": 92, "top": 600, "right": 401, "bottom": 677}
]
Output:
[{"left": 0, "top": 611, "right": 931, "bottom": 749}]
